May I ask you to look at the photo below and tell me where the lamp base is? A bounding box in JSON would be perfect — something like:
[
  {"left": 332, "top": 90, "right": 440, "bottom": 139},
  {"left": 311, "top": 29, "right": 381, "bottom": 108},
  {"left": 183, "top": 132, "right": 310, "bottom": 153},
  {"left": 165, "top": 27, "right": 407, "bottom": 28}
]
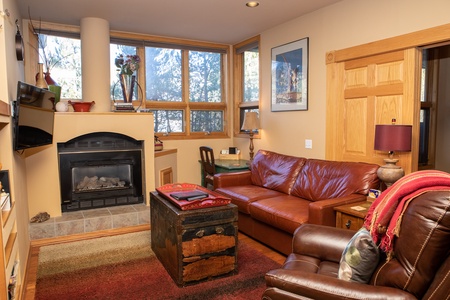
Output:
[{"left": 377, "top": 158, "right": 404, "bottom": 188}]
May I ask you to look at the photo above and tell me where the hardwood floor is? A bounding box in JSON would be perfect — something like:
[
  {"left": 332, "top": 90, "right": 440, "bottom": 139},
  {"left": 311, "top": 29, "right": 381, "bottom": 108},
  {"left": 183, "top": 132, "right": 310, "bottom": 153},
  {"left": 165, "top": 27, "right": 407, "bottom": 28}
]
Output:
[{"left": 22, "top": 225, "right": 287, "bottom": 300}]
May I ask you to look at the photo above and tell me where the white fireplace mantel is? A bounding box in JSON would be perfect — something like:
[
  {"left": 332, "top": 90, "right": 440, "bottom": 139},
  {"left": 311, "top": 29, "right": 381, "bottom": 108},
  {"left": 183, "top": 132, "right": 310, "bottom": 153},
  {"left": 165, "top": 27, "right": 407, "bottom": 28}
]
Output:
[{"left": 25, "top": 112, "right": 155, "bottom": 218}]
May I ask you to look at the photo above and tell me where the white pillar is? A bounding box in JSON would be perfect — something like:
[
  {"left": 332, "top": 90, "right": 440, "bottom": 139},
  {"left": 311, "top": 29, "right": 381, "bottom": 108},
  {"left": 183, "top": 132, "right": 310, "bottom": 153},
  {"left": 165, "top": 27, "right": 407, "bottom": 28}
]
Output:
[{"left": 80, "top": 17, "right": 110, "bottom": 112}]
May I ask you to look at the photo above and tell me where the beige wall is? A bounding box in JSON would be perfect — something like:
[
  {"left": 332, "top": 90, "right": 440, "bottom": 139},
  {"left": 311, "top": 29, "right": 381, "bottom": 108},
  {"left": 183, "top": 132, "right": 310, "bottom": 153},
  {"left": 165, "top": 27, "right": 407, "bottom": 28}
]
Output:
[{"left": 176, "top": 0, "right": 450, "bottom": 184}]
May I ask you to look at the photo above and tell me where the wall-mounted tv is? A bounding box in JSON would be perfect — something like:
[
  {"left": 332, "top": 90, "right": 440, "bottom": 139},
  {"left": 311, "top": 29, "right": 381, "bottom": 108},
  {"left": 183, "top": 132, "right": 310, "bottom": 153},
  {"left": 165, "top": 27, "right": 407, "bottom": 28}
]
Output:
[{"left": 12, "top": 81, "right": 55, "bottom": 151}]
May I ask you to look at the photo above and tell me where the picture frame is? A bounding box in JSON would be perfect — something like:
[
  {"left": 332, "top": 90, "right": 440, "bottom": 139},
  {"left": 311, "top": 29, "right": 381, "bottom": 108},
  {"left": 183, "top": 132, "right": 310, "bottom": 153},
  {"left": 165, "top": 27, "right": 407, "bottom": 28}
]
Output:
[{"left": 271, "top": 38, "right": 309, "bottom": 112}]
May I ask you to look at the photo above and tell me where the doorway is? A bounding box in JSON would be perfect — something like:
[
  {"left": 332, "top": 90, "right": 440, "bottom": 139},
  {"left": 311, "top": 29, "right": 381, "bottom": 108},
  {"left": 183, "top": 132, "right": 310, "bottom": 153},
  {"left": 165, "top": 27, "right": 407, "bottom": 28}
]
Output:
[{"left": 420, "top": 45, "right": 450, "bottom": 172}]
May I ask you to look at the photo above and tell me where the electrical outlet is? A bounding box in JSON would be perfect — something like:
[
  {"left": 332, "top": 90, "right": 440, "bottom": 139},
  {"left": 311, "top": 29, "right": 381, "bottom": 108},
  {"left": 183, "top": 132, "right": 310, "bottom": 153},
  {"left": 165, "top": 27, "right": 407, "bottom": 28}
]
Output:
[{"left": 305, "top": 139, "right": 312, "bottom": 149}]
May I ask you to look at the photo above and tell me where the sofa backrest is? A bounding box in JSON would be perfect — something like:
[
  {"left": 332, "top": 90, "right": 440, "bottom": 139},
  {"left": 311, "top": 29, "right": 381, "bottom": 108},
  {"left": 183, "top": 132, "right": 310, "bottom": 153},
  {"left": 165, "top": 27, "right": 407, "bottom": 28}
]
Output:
[
  {"left": 371, "top": 190, "right": 450, "bottom": 299},
  {"left": 250, "top": 150, "right": 307, "bottom": 195},
  {"left": 290, "top": 159, "right": 380, "bottom": 201}
]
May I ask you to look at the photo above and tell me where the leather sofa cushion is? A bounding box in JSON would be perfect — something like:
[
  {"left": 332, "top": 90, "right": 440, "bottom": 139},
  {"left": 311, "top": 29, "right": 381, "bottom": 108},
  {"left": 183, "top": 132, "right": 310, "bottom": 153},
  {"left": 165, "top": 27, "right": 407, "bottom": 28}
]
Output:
[
  {"left": 249, "top": 195, "right": 310, "bottom": 234},
  {"left": 250, "top": 150, "right": 307, "bottom": 195},
  {"left": 291, "top": 159, "right": 379, "bottom": 201},
  {"left": 214, "top": 185, "right": 283, "bottom": 214},
  {"left": 284, "top": 253, "right": 340, "bottom": 277}
]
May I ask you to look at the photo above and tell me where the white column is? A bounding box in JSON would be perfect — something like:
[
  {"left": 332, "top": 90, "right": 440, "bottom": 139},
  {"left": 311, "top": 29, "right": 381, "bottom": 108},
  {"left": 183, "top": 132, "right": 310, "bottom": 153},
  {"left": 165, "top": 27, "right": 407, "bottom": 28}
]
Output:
[{"left": 80, "top": 17, "right": 110, "bottom": 112}]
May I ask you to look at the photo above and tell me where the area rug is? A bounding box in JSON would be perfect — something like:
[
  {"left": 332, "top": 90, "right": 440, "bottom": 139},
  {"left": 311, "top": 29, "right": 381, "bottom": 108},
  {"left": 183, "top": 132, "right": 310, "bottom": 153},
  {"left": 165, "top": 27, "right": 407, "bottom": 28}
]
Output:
[{"left": 35, "top": 231, "right": 281, "bottom": 300}]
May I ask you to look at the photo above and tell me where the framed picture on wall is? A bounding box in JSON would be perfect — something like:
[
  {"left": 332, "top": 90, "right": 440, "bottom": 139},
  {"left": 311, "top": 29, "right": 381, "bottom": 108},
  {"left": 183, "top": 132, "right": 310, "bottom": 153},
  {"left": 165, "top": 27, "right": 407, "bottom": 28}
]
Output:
[{"left": 271, "top": 37, "right": 309, "bottom": 112}]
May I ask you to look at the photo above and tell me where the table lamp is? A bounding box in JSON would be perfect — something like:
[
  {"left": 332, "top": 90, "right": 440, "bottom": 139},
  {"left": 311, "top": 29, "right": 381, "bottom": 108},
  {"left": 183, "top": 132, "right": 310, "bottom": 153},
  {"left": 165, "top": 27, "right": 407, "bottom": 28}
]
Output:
[
  {"left": 374, "top": 123, "right": 412, "bottom": 187},
  {"left": 241, "top": 112, "right": 260, "bottom": 160}
]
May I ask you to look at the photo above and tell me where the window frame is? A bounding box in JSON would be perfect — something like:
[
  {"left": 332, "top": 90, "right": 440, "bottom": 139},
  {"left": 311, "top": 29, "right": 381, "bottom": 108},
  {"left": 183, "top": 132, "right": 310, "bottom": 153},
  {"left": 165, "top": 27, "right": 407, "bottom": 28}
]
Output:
[
  {"left": 29, "top": 21, "right": 230, "bottom": 140},
  {"left": 143, "top": 48, "right": 228, "bottom": 139},
  {"left": 233, "top": 36, "right": 260, "bottom": 138},
  {"left": 418, "top": 48, "right": 438, "bottom": 170}
]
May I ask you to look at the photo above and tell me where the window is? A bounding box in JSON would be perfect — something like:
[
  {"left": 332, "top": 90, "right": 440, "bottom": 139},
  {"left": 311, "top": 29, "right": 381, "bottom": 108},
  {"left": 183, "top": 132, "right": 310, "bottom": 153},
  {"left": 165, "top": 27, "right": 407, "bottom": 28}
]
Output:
[
  {"left": 144, "top": 45, "right": 227, "bottom": 137},
  {"left": 233, "top": 36, "right": 260, "bottom": 136},
  {"left": 110, "top": 44, "right": 139, "bottom": 102},
  {"left": 38, "top": 34, "right": 82, "bottom": 99},
  {"left": 36, "top": 24, "right": 228, "bottom": 139}
]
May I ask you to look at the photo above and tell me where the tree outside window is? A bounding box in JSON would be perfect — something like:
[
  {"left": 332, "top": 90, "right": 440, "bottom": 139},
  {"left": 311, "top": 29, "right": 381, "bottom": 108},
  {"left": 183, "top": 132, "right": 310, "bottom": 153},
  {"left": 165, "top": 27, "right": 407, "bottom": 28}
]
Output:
[
  {"left": 146, "top": 46, "right": 226, "bottom": 135},
  {"left": 39, "top": 34, "right": 82, "bottom": 99}
]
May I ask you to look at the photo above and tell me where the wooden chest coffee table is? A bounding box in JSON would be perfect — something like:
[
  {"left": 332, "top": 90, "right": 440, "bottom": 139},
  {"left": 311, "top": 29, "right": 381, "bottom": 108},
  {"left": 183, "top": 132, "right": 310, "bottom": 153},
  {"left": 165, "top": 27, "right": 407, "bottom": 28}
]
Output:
[{"left": 150, "top": 191, "right": 238, "bottom": 286}]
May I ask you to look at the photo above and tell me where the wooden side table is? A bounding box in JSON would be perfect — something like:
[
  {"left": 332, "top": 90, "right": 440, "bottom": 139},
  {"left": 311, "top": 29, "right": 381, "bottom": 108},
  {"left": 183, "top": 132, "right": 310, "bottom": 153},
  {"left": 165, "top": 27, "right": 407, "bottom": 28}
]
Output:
[
  {"left": 150, "top": 191, "right": 238, "bottom": 286},
  {"left": 334, "top": 201, "right": 372, "bottom": 231}
]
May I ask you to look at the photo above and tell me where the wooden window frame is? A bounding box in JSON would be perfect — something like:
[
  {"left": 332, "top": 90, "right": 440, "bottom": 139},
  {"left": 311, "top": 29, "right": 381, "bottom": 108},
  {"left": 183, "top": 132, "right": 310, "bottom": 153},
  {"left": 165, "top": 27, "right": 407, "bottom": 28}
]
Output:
[
  {"left": 233, "top": 36, "right": 260, "bottom": 138},
  {"left": 28, "top": 21, "right": 230, "bottom": 140}
]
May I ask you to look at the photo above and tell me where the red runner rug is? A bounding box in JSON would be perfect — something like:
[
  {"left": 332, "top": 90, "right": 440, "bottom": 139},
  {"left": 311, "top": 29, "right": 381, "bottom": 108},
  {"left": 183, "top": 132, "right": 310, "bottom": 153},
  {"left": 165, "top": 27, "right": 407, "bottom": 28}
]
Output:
[{"left": 35, "top": 231, "right": 281, "bottom": 299}]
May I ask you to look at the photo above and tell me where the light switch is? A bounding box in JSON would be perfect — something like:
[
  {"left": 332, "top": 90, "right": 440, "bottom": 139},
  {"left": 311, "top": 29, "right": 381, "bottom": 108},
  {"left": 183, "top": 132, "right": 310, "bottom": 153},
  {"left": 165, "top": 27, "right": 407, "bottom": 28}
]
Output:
[{"left": 305, "top": 139, "right": 312, "bottom": 149}]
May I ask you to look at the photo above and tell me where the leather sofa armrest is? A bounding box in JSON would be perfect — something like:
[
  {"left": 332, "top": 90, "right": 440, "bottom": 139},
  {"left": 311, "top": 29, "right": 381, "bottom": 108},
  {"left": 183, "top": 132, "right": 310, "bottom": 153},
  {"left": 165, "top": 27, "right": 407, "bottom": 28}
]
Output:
[
  {"left": 292, "top": 224, "right": 355, "bottom": 262},
  {"left": 264, "top": 269, "right": 417, "bottom": 300},
  {"left": 308, "top": 194, "right": 367, "bottom": 226},
  {"left": 213, "top": 170, "right": 252, "bottom": 189}
]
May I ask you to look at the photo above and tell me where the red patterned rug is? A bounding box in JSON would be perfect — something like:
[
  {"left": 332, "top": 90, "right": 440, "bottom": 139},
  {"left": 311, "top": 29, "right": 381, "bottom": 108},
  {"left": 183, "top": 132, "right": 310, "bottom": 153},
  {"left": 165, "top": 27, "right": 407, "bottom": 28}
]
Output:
[{"left": 35, "top": 231, "right": 281, "bottom": 299}]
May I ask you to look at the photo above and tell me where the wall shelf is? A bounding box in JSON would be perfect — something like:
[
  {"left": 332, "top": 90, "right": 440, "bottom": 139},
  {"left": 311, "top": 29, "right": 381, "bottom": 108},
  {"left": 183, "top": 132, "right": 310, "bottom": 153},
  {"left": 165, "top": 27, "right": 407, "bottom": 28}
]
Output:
[{"left": 0, "top": 171, "right": 19, "bottom": 300}]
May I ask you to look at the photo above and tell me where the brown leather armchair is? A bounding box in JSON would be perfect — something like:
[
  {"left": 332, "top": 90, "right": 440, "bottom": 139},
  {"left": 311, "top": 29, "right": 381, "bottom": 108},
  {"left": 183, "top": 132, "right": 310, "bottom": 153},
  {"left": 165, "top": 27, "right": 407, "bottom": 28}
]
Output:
[{"left": 263, "top": 190, "right": 450, "bottom": 300}]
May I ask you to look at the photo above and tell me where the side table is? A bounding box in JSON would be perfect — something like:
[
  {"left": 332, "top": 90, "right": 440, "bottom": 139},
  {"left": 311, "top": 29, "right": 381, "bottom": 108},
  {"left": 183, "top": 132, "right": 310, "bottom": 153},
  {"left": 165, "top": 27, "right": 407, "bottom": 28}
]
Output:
[
  {"left": 150, "top": 191, "right": 238, "bottom": 286},
  {"left": 334, "top": 201, "right": 372, "bottom": 230}
]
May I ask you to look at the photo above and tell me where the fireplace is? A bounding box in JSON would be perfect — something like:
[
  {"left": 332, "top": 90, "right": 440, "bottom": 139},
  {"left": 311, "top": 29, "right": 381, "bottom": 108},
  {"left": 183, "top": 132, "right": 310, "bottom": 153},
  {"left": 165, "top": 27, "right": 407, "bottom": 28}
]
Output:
[{"left": 58, "top": 132, "right": 144, "bottom": 212}]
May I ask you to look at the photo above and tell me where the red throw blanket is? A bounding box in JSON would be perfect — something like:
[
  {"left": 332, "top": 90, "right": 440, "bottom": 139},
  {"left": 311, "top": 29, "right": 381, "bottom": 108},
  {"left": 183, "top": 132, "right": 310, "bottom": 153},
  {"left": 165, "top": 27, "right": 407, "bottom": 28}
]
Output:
[{"left": 363, "top": 170, "right": 450, "bottom": 258}]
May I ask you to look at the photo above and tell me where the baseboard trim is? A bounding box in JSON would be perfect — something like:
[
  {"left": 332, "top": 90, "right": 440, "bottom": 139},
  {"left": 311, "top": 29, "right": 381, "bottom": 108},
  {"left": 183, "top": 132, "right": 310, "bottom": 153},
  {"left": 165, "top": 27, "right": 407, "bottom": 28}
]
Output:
[{"left": 30, "top": 224, "right": 150, "bottom": 248}]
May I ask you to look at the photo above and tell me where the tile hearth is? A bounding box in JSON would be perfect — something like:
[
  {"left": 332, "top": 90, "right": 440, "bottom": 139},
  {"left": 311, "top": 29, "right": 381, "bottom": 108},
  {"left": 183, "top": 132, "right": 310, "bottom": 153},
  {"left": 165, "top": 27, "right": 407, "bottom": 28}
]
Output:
[{"left": 29, "top": 204, "right": 150, "bottom": 240}]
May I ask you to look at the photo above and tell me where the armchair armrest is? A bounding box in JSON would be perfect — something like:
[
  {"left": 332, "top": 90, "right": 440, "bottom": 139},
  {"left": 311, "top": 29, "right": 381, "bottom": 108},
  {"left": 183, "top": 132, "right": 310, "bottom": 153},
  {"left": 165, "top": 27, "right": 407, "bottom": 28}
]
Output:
[
  {"left": 308, "top": 194, "right": 367, "bottom": 226},
  {"left": 264, "top": 269, "right": 416, "bottom": 300},
  {"left": 292, "top": 224, "right": 355, "bottom": 263},
  {"left": 213, "top": 170, "right": 252, "bottom": 189}
]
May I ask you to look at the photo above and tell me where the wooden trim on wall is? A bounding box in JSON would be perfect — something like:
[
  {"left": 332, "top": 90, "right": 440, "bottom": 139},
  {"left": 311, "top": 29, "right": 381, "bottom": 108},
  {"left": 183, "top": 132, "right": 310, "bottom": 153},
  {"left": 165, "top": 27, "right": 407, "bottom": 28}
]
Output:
[
  {"left": 159, "top": 167, "right": 173, "bottom": 186},
  {"left": 326, "top": 23, "right": 450, "bottom": 64}
]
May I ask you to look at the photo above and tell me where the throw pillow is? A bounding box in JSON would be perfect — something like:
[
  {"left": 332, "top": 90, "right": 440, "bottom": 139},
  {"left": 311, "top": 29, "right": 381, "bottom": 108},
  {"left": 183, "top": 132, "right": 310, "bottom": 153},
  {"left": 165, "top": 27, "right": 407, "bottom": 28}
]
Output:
[{"left": 338, "top": 227, "right": 380, "bottom": 283}]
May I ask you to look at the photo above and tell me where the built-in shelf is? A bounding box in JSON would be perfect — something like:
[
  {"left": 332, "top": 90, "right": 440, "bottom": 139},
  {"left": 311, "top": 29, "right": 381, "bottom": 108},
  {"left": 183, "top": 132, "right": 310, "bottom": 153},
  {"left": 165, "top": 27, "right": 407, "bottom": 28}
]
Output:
[
  {"left": 154, "top": 149, "right": 177, "bottom": 187},
  {"left": 154, "top": 148, "right": 177, "bottom": 158},
  {"left": 0, "top": 171, "right": 19, "bottom": 300}
]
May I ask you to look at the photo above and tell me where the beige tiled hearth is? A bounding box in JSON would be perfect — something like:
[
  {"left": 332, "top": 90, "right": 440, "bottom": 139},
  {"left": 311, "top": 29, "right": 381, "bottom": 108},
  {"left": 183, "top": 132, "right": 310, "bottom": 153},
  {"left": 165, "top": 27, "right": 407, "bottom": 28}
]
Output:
[{"left": 29, "top": 204, "right": 150, "bottom": 240}]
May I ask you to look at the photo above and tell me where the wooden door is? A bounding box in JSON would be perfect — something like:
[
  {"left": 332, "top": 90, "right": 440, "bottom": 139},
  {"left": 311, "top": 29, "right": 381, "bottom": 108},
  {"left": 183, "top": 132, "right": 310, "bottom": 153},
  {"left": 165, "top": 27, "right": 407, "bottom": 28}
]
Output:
[{"left": 326, "top": 48, "right": 421, "bottom": 175}]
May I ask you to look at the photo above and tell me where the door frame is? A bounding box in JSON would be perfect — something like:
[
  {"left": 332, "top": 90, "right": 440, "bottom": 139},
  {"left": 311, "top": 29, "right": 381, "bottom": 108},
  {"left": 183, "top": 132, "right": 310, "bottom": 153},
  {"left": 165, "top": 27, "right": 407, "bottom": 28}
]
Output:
[{"left": 326, "top": 23, "right": 450, "bottom": 174}]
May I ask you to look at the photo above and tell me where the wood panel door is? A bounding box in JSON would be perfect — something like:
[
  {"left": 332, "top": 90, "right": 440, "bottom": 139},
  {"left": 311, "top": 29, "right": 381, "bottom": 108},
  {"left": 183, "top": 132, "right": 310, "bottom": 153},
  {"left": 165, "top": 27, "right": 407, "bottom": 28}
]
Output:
[{"left": 326, "top": 48, "right": 421, "bottom": 175}]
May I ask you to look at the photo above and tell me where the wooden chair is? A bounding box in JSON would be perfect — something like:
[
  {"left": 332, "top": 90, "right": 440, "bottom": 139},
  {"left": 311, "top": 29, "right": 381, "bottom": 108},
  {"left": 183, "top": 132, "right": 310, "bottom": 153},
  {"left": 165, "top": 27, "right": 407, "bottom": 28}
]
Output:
[{"left": 199, "top": 146, "right": 216, "bottom": 189}]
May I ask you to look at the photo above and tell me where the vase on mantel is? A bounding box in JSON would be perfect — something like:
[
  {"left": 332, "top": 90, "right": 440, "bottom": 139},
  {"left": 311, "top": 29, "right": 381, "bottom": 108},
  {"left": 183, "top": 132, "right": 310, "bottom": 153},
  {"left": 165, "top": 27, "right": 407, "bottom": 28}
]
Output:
[
  {"left": 44, "top": 72, "right": 57, "bottom": 86},
  {"left": 119, "top": 74, "right": 136, "bottom": 103},
  {"left": 35, "top": 63, "right": 48, "bottom": 89},
  {"left": 35, "top": 64, "right": 58, "bottom": 87}
]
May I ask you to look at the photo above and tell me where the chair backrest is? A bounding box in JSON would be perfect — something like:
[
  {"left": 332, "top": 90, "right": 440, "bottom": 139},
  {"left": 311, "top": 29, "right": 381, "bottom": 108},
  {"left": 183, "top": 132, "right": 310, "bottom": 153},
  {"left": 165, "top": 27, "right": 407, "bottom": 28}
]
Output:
[
  {"left": 199, "top": 146, "right": 216, "bottom": 188},
  {"left": 370, "top": 190, "right": 450, "bottom": 299}
]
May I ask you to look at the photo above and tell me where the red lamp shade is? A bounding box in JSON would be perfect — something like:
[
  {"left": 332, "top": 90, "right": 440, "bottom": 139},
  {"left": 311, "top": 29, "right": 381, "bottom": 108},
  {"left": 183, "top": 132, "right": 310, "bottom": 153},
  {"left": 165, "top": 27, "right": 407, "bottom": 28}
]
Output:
[{"left": 374, "top": 125, "right": 412, "bottom": 152}]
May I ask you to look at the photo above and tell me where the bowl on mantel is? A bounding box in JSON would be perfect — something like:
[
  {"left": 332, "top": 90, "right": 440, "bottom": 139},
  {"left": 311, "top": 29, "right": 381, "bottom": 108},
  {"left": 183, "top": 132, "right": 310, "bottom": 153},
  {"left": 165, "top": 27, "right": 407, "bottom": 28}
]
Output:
[{"left": 68, "top": 101, "right": 95, "bottom": 112}]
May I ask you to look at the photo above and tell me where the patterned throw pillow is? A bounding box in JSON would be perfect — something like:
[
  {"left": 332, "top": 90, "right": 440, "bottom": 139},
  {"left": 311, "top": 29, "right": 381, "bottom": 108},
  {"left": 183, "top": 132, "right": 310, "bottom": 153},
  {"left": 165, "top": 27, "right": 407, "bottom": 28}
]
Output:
[{"left": 338, "top": 228, "right": 380, "bottom": 283}]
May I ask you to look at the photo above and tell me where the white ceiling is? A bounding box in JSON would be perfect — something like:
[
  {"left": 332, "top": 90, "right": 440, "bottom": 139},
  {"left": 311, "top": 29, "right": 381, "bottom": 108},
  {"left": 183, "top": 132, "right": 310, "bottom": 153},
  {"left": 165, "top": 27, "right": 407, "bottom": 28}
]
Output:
[{"left": 17, "top": 0, "right": 341, "bottom": 45}]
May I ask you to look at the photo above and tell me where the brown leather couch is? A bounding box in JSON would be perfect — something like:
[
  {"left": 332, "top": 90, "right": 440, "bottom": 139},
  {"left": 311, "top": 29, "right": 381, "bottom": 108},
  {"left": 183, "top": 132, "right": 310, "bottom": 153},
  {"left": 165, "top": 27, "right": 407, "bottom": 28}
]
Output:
[
  {"left": 263, "top": 190, "right": 450, "bottom": 300},
  {"left": 214, "top": 150, "right": 380, "bottom": 255}
]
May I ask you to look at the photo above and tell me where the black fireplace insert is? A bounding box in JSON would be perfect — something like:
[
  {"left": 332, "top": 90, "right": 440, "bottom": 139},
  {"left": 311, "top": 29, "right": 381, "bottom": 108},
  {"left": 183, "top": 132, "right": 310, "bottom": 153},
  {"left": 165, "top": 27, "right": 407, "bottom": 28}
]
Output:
[{"left": 58, "top": 132, "right": 144, "bottom": 212}]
